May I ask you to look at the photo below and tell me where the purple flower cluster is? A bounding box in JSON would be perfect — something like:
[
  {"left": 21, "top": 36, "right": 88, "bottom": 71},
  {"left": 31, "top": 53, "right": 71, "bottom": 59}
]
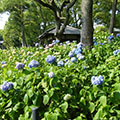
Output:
[
  {"left": 48, "top": 72, "right": 55, "bottom": 78},
  {"left": 1, "top": 61, "right": 6, "bottom": 65},
  {"left": 77, "top": 53, "right": 84, "bottom": 60},
  {"left": 71, "top": 57, "right": 77, "bottom": 62},
  {"left": 94, "top": 41, "right": 98, "bottom": 46},
  {"left": 57, "top": 61, "right": 64, "bottom": 67},
  {"left": 108, "top": 35, "right": 114, "bottom": 41},
  {"left": 28, "top": 60, "right": 39, "bottom": 68},
  {"left": 116, "top": 33, "right": 120, "bottom": 37},
  {"left": 16, "top": 63, "right": 25, "bottom": 70},
  {"left": 91, "top": 75, "right": 104, "bottom": 85},
  {"left": 1, "top": 81, "right": 13, "bottom": 91},
  {"left": 113, "top": 49, "right": 119, "bottom": 55},
  {"left": 46, "top": 55, "right": 56, "bottom": 64},
  {"left": 52, "top": 39, "right": 60, "bottom": 45},
  {"left": 35, "top": 43, "right": 39, "bottom": 47}
]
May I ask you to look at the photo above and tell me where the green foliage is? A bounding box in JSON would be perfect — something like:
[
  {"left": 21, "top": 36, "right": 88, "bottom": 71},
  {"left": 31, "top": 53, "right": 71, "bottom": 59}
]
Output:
[{"left": 0, "top": 32, "right": 120, "bottom": 119}]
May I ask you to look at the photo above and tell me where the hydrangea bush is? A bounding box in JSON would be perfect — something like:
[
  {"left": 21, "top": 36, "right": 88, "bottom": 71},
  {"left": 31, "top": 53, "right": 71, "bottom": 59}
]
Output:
[{"left": 0, "top": 32, "right": 120, "bottom": 120}]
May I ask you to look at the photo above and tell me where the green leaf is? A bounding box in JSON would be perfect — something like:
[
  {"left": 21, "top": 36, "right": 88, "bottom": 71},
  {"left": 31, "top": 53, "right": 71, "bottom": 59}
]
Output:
[
  {"left": 74, "top": 116, "right": 82, "bottom": 120},
  {"left": 27, "top": 88, "right": 34, "bottom": 98},
  {"left": 43, "top": 95, "right": 49, "bottom": 105},
  {"left": 24, "top": 94, "right": 29, "bottom": 104},
  {"left": 99, "top": 95, "right": 107, "bottom": 106},
  {"left": 89, "top": 102, "right": 95, "bottom": 113},
  {"left": 112, "top": 83, "right": 120, "bottom": 90},
  {"left": 93, "top": 107, "right": 103, "bottom": 120},
  {"left": 5, "top": 100, "right": 12, "bottom": 108},
  {"left": 13, "top": 102, "right": 21, "bottom": 111},
  {"left": 47, "top": 113, "right": 58, "bottom": 120},
  {"left": 48, "top": 89, "right": 54, "bottom": 97},
  {"left": 60, "top": 102, "right": 68, "bottom": 113}
]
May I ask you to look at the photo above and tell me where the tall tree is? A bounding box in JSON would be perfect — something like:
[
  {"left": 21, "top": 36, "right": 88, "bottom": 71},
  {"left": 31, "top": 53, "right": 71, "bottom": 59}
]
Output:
[
  {"left": 81, "top": 0, "right": 93, "bottom": 47},
  {"left": 34, "top": 0, "right": 76, "bottom": 40},
  {"left": 109, "top": 0, "right": 118, "bottom": 33}
]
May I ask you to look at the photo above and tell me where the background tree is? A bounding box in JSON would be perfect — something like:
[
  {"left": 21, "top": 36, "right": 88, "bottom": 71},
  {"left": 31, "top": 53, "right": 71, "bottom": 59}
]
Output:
[
  {"left": 109, "top": 0, "right": 118, "bottom": 33},
  {"left": 0, "top": 0, "right": 55, "bottom": 47},
  {"left": 33, "top": 0, "right": 77, "bottom": 40},
  {"left": 81, "top": 0, "right": 93, "bottom": 47}
]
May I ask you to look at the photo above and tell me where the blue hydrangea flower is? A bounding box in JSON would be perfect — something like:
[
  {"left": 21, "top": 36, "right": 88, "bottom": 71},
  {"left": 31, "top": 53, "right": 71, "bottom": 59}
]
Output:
[
  {"left": 1, "top": 61, "right": 6, "bottom": 64},
  {"left": 56, "top": 39, "right": 60, "bottom": 43},
  {"left": 66, "top": 41, "right": 70, "bottom": 45},
  {"left": 64, "top": 58, "right": 68, "bottom": 62},
  {"left": 91, "top": 75, "right": 104, "bottom": 85},
  {"left": 57, "top": 61, "right": 64, "bottom": 67},
  {"left": 46, "top": 55, "right": 56, "bottom": 64},
  {"left": 116, "top": 33, "right": 120, "bottom": 37},
  {"left": 71, "top": 57, "right": 77, "bottom": 62},
  {"left": 113, "top": 50, "right": 119, "bottom": 55},
  {"left": 68, "top": 51, "right": 74, "bottom": 58},
  {"left": 28, "top": 60, "right": 39, "bottom": 68},
  {"left": 74, "top": 48, "right": 82, "bottom": 55},
  {"left": 77, "top": 54, "right": 84, "bottom": 60},
  {"left": 77, "top": 43, "right": 83, "bottom": 49},
  {"left": 1, "top": 81, "right": 13, "bottom": 91},
  {"left": 16, "top": 63, "right": 25, "bottom": 70},
  {"left": 94, "top": 41, "right": 98, "bottom": 46},
  {"left": 83, "top": 66, "right": 87, "bottom": 70},
  {"left": 60, "top": 43, "right": 63, "bottom": 45},
  {"left": 100, "top": 43, "right": 104, "bottom": 45},
  {"left": 48, "top": 72, "right": 55, "bottom": 78},
  {"left": 71, "top": 48, "right": 76, "bottom": 53},
  {"left": 93, "top": 37, "right": 96, "bottom": 40},
  {"left": 39, "top": 47, "right": 43, "bottom": 49},
  {"left": 108, "top": 35, "right": 114, "bottom": 41},
  {"left": 35, "top": 43, "right": 39, "bottom": 47}
]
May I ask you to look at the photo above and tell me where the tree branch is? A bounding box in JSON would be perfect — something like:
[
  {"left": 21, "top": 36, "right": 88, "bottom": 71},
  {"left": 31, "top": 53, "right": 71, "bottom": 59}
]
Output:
[
  {"left": 34, "top": 0, "right": 55, "bottom": 12},
  {"left": 59, "top": 0, "right": 77, "bottom": 34}
]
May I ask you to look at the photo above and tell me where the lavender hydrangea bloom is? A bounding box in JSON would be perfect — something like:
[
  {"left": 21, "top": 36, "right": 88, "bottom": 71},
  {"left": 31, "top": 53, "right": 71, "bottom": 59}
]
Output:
[
  {"left": 56, "top": 39, "right": 60, "bottom": 43},
  {"left": 77, "top": 53, "right": 84, "bottom": 60},
  {"left": 28, "top": 60, "right": 39, "bottom": 68},
  {"left": 1, "top": 61, "right": 6, "bottom": 64},
  {"left": 74, "top": 48, "right": 82, "bottom": 55},
  {"left": 46, "top": 55, "right": 56, "bottom": 64},
  {"left": 57, "top": 61, "right": 64, "bottom": 67},
  {"left": 64, "top": 58, "right": 68, "bottom": 62},
  {"left": 71, "top": 57, "right": 77, "bottom": 62},
  {"left": 68, "top": 51, "right": 74, "bottom": 58},
  {"left": 113, "top": 50, "right": 119, "bottom": 55},
  {"left": 71, "top": 48, "right": 76, "bottom": 53},
  {"left": 100, "top": 43, "right": 104, "bottom": 45},
  {"left": 77, "top": 43, "right": 83, "bottom": 49},
  {"left": 91, "top": 75, "right": 104, "bottom": 85},
  {"left": 83, "top": 66, "right": 87, "bottom": 70},
  {"left": 48, "top": 72, "right": 55, "bottom": 78},
  {"left": 1, "top": 81, "right": 13, "bottom": 91},
  {"left": 35, "top": 43, "right": 39, "bottom": 47},
  {"left": 116, "top": 33, "right": 120, "bottom": 37},
  {"left": 66, "top": 41, "right": 70, "bottom": 45},
  {"left": 108, "top": 35, "right": 114, "bottom": 41},
  {"left": 16, "top": 63, "right": 25, "bottom": 70},
  {"left": 93, "top": 37, "right": 96, "bottom": 40},
  {"left": 94, "top": 41, "right": 98, "bottom": 46}
]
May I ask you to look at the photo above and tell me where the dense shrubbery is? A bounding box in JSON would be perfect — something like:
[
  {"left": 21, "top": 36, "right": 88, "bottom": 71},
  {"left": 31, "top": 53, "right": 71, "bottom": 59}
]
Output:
[{"left": 0, "top": 32, "right": 120, "bottom": 120}]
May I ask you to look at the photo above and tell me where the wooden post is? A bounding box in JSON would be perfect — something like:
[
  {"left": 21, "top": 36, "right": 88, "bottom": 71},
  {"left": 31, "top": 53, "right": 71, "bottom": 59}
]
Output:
[{"left": 32, "top": 107, "right": 39, "bottom": 120}]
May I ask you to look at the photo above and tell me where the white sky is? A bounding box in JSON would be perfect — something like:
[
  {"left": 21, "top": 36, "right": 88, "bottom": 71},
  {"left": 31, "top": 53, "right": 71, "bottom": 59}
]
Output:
[{"left": 0, "top": 12, "right": 9, "bottom": 29}]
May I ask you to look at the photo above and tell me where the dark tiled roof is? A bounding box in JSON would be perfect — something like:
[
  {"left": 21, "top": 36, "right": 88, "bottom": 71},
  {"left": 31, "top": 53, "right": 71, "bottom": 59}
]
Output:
[{"left": 39, "top": 25, "right": 80, "bottom": 39}]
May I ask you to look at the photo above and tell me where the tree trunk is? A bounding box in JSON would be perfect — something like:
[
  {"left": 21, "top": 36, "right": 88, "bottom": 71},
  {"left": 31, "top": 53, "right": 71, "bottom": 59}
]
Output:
[
  {"left": 21, "top": 6, "right": 27, "bottom": 47},
  {"left": 21, "top": 25, "right": 27, "bottom": 47},
  {"left": 81, "top": 0, "right": 93, "bottom": 48},
  {"left": 109, "top": 0, "right": 118, "bottom": 33}
]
